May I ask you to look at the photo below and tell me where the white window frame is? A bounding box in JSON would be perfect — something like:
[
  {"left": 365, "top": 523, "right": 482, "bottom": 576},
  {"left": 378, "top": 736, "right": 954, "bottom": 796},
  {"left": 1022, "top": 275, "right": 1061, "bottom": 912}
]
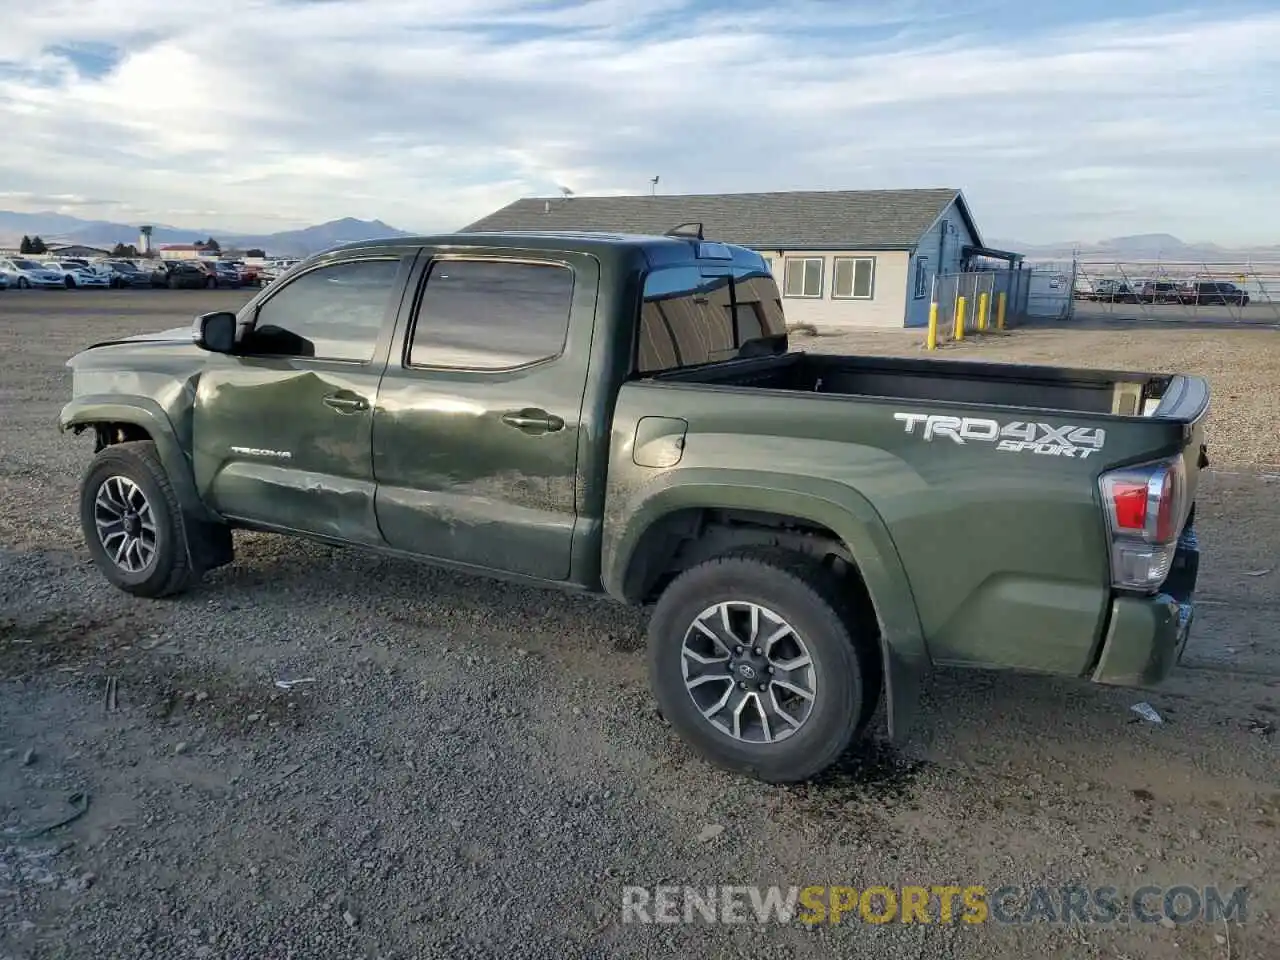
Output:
[
  {"left": 782, "top": 257, "right": 824, "bottom": 299},
  {"left": 913, "top": 256, "right": 930, "bottom": 299},
  {"left": 831, "top": 256, "right": 876, "bottom": 300}
]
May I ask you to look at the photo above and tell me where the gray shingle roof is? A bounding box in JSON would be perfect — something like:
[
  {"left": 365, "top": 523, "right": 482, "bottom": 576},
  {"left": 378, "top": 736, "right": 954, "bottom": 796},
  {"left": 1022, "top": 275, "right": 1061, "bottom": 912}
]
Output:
[{"left": 460, "top": 188, "right": 976, "bottom": 250}]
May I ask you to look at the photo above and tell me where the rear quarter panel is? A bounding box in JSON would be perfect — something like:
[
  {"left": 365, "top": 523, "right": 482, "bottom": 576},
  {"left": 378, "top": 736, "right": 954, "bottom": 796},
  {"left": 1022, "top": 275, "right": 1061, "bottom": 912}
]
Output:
[{"left": 603, "top": 380, "right": 1192, "bottom": 677}]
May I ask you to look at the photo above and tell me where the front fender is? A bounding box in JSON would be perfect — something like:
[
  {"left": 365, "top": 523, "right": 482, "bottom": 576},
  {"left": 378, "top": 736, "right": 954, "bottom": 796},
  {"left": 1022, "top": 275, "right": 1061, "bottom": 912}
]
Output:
[
  {"left": 604, "top": 468, "right": 930, "bottom": 741},
  {"left": 59, "top": 396, "right": 215, "bottom": 522}
]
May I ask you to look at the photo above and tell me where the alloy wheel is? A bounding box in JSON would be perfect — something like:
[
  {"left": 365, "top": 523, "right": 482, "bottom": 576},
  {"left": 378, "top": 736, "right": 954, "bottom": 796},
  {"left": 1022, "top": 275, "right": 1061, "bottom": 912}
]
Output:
[
  {"left": 93, "top": 475, "right": 159, "bottom": 573},
  {"left": 681, "top": 601, "right": 817, "bottom": 743}
]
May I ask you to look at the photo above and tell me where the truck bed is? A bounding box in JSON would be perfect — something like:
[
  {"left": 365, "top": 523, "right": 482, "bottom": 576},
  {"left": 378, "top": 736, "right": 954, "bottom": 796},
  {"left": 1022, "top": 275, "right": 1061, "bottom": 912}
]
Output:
[{"left": 650, "top": 351, "right": 1204, "bottom": 421}]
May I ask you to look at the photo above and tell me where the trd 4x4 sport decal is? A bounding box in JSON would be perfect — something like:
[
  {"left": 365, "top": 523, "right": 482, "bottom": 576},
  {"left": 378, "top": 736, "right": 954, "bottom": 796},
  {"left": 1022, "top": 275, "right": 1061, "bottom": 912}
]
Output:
[{"left": 893, "top": 412, "right": 1106, "bottom": 459}]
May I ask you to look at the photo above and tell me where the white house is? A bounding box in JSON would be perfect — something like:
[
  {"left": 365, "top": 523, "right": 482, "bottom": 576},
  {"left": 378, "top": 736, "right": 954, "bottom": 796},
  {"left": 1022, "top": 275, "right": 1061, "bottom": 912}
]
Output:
[{"left": 463, "top": 188, "right": 1022, "bottom": 329}]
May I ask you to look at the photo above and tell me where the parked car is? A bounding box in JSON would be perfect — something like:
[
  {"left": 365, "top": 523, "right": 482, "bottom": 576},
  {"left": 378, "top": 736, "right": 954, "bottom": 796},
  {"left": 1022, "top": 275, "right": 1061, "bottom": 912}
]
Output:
[
  {"left": 43, "top": 260, "right": 110, "bottom": 288},
  {"left": 1090, "top": 279, "right": 1138, "bottom": 303},
  {"left": 1180, "top": 281, "right": 1250, "bottom": 307},
  {"left": 182, "top": 260, "right": 240, "bottom": 288},
  {"left": 260, "top": 258, "right": 301, "bottom": 284},
  {"left": 229, "top": 261, "right": 261, "bottom": 286},
  {"left": 1137, "top": 280, "right": 1182, "bottom": 304},
  {"left": 209, "top": 260, "right": 244, "bottom": 288},
  {"left": 101, "top": 260, "right": 155, "bottom": 289},
  {"left": 0, "top": 257, "right": 67, "bottom": 288},
  {"left": 59, "top": 230, "right": 1209, "bottom": 784},
  {"left": 133, "top": 260, "right": 171, "bottom": 288},
  {"left": 156, "top": 261, "right": 212, "bottom": 289},
  {"left": 0, "top": 272, "right": 8, "bottom": 291}
]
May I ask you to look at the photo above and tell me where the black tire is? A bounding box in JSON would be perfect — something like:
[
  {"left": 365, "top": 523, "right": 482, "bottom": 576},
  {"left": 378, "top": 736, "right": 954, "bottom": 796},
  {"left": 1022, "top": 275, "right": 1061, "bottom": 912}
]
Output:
[
  {"left": 207, "top": 277, "right": 216, "bottom": 289},
  {"left": 648, "top": 547, "right": 881, "bottom": 784},
  {"left": 18, "top": 278, "right": 29, "bottom": 289},
  {"left": 168, "top": 276, "right": 178, "bottom": 289},
  {"left": 65, "top": 276, "right": 76, "bottom": 288},
  {"left": 79, "top": 441, "right": 201, "bottom": 598}
]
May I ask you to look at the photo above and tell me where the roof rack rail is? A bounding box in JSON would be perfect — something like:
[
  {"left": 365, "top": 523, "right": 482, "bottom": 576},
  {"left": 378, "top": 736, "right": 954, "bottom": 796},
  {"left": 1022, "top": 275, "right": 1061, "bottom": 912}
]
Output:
[{"left": 664, "top": 222, "right": 704, "bottom": 240}]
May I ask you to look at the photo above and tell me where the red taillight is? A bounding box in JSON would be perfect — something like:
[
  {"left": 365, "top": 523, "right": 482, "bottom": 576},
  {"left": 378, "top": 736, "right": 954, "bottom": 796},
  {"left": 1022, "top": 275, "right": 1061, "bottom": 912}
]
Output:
[
  {"left": 1110, "top": 480, "right": 1149, "bottom": 532},
  {"left": 1101, "top": 461, "right": 1182, "bottom": 543},
  {"left": 1099, "top": 457, "right": 1187, "bottom": 591}
]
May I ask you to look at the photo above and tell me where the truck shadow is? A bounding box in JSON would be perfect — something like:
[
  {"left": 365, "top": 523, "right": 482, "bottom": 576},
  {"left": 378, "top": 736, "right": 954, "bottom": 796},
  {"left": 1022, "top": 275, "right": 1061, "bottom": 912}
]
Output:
[{"left": 195, "top": 531, "right": 1277, "bottom": 789}]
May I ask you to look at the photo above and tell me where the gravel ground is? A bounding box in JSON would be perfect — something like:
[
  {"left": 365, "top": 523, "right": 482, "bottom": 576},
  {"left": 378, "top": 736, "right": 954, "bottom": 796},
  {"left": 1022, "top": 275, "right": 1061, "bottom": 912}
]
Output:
[{"left": 1, "top": 291, "right": 1277, "bottom": 960}]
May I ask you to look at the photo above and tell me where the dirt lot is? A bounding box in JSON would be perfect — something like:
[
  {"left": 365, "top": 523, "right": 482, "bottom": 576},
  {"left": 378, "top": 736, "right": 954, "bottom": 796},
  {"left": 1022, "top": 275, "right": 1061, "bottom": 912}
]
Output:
[{"left": 2, "top": 290, "right": 1277, "bottom": 960}]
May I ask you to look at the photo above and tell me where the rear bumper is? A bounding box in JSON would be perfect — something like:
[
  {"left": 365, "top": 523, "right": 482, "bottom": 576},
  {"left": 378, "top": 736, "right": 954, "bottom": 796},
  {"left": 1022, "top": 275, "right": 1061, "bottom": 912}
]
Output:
[{"left": 1091, "top": 524, "right": 1199, "bottom": 687}]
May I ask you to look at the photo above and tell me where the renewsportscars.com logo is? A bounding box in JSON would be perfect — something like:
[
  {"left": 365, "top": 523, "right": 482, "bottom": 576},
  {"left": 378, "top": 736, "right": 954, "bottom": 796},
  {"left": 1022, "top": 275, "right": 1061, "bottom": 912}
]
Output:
[
  {"left": 621, "top": 884, "right": 1250, "bottom": 927},
  {"left": 893, "top": 412, "right": 1107, "bottom": 459}
]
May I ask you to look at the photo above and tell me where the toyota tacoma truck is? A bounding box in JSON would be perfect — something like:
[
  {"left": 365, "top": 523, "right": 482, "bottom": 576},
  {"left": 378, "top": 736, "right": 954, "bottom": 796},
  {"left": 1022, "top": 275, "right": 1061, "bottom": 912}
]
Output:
[{"left": 59, "top": 229, "right": 1207, "bottom": 783}]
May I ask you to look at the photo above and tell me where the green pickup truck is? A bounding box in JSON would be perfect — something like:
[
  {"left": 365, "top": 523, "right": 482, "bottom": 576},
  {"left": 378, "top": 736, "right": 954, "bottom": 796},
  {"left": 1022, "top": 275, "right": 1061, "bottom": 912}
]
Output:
[{"left": 60, "top": 230, "right": 1207, "bottom": 783}]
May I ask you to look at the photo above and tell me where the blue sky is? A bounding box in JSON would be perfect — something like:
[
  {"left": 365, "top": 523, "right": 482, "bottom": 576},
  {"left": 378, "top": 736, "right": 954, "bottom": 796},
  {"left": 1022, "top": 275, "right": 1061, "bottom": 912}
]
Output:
[{"left": 0, "top": 0, "right": 1276, "bottom": 244}]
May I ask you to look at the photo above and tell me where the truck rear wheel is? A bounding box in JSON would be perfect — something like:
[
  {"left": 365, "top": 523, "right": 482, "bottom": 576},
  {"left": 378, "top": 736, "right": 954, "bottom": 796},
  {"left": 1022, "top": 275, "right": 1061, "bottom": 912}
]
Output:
[
  {"left": 79, "top": 441, "right": 201, "bottom": 598},
  {"left": 648, "top": 548, "right": 880, "bottom": 783}
]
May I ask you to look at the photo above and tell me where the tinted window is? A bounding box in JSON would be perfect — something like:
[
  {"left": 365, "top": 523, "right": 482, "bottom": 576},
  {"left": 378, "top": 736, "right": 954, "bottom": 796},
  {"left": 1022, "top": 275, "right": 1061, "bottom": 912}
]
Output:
[
  {"left": 249, "top": 258, "right": 401, "bottom": 361},
  {"left": 408, "top": 259, "right": 574, "bottom": 370},
  {"left": 637, "top": 267, "right": 785, "bottom": 374}
]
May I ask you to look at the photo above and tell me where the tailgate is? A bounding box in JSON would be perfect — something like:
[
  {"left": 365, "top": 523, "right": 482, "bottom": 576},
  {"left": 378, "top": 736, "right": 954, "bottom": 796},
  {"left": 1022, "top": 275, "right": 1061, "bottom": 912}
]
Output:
[{"left": 1147, "top": 373, "right": 1211, "bottom": 534}]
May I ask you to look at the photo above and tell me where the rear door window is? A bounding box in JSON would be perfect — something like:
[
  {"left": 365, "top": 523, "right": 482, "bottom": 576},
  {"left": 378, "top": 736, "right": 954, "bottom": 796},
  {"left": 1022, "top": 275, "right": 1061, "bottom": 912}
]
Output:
[
  {"left": 636, "top": 265, "right": 785, "bottom": 374},
  {"left": 407, "top": 258, "right": 575, "bottom": 370}
]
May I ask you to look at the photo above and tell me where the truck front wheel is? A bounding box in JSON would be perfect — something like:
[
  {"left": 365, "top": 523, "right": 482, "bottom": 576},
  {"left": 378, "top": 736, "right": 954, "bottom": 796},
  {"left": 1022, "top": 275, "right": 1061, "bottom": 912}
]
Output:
[
  {"left": 79, "top": 440, "right": 201, "bottom": 598},
  {"left": 648, "top": 548, "right": 880, "bottom": 783}
]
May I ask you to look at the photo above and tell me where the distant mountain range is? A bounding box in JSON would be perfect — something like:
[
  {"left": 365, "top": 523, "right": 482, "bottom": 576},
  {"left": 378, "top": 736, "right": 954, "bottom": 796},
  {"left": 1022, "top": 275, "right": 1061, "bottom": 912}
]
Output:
[
  {"left": 989, "top": 233, "right": 1280, "bottom": 263},
  {"left": 0, "top": 212, "right": 415, "bottom": 257},
  {"left": 4, "top": 211, "right": 1276, "bottom": 264}
]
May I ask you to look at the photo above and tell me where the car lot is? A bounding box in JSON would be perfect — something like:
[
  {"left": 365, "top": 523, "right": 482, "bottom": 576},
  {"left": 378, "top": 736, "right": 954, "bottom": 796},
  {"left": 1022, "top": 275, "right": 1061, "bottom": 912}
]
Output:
[
  {"left": 0, "top": 257, "right": 270, "bottom": 292},
  {"left": 2, "top": 290, "right": 1278, "bottom": 960}
]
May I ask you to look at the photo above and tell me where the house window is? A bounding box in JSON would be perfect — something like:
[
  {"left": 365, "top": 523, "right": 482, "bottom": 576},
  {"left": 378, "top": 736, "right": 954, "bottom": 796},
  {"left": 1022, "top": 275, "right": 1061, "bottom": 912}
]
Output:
[
  {"left": 832, "top": 256, "right": 875, "bottom": 300},
  {"left": 761, "top": 256, "right": 773, "bottom": 273},
  {"left": 913, "top": 256, "right": 930, "bottom": 299},
  {"left": 782, "top": 257, "right": 823, "bottom": 298}
]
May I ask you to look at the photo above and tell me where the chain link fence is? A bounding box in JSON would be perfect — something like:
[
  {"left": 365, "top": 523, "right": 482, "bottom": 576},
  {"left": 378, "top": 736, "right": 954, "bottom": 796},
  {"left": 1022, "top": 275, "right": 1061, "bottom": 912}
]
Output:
[
  {"left": 927, "top": 265, "right": 1053, "bottom": 347},
  {"left": 1070, "top": 261, "right": 1280, "bottom": 322}
]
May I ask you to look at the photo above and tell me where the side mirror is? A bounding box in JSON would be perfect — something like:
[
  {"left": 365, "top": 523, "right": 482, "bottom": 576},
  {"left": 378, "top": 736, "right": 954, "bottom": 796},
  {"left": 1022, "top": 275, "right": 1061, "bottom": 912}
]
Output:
[{"left": 193, "top": 311, "right": 238, "bottom": 353}]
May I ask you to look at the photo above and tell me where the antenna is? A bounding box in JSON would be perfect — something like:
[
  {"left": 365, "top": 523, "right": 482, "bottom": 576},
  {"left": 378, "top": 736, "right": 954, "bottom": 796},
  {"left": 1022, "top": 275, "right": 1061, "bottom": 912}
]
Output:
[
  {"left": 650, "top": 175, "right": 660, "bottom": 196},
  {"left": 664, "top": 222, "right": 704, "bottom": 240}
]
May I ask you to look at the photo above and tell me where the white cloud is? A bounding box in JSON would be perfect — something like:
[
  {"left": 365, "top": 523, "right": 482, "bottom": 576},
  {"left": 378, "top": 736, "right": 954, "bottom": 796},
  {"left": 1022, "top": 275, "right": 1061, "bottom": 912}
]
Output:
[{"left": 0, "top": 0, "right": 1276, "bottom": 243}]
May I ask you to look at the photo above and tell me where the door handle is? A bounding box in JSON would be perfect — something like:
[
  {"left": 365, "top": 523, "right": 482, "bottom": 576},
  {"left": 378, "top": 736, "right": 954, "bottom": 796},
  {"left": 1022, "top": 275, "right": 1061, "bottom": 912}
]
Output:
[
  {"left": 323, "top": 393, "right": 369, "bottom": 413},
  {"left": 501, "top": 409, "right": 564, "bottom": 433}
]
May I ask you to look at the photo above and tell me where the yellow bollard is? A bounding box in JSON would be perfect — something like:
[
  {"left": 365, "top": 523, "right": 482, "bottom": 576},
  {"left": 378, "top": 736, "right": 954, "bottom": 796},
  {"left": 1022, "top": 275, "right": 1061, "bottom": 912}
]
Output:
[
  {"left": 977, "top": 291, "right": 989, "bottom": 332},
  {"left": 997, "top": 292, "right": 1007, "bottom": 331},
  {"left": 926, "top": 302, "right": 939, "bottom": 350},
  {"left": 954, "top": 296, "right": 967, "bottom": 341}
]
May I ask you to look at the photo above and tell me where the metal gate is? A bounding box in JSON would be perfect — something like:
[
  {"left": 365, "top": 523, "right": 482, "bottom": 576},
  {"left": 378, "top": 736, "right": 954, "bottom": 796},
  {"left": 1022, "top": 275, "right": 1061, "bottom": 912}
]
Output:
[{"left": 929, "top": 266, "right": 1033, "bottom": 345}]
